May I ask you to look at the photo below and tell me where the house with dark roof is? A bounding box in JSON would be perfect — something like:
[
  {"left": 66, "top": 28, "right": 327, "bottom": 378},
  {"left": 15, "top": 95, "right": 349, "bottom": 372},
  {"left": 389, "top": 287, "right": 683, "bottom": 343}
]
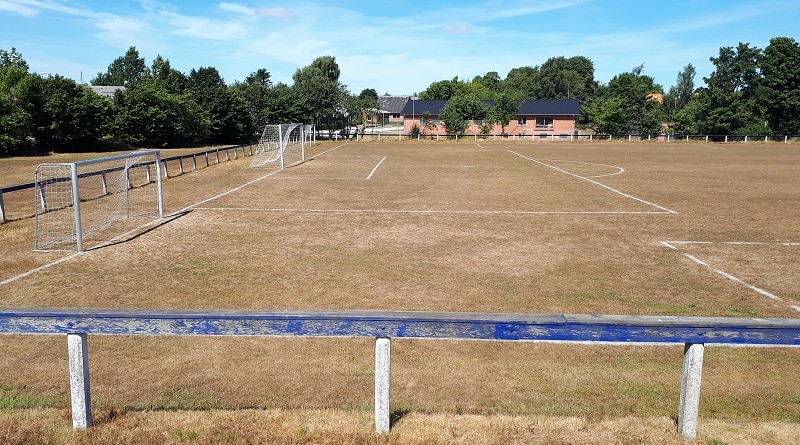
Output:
[
  {"left": 89, "top": 85, "right": 126, "bottom": 99},
  {"left": 400, "top": 99, "right": 580, "bottom": 136},
  {"left": 376, "top": 96, "right": 412, "bottom": 125}
]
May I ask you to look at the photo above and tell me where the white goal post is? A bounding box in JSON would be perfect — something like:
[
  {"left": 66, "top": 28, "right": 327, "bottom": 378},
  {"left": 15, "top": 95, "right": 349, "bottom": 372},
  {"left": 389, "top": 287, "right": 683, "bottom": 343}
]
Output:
[
  {"left": 250, "top": 123, "right": 314, "bottom": 169},
  {"left": 34, "top": 150, "right": 164, "bottom": 252}
]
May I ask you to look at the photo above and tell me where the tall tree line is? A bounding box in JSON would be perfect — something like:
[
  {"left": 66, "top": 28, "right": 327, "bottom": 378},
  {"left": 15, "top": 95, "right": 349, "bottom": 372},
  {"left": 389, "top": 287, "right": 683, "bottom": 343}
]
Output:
[{"left": 2, "top": 37, "right": 800, "bottom": 155}]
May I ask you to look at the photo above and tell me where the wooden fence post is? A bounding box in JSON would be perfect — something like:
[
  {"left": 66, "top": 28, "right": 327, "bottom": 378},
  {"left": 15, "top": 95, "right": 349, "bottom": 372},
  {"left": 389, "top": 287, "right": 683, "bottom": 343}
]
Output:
[
  {"left": 677, "top": 342, "right": 704, "bottom": 439},
  {"left": 375, "top": 337, "right": 391, "bottom": 433},
  {"left": 67, "top": 333, "right": 92, "bottom": 429},
  {"left": 0, "top": 190, "right": 5, "bottom": 223}
]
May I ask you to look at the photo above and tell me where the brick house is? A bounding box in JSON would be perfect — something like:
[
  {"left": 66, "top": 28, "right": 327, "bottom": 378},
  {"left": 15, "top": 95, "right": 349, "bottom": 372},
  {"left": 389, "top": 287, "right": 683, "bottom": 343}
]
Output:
[
  {"left": 400, "top": 99, "right": 580, "bottom": 135},
  {"left": 376, "top": 96, "right": 412, "bottom": 125}
]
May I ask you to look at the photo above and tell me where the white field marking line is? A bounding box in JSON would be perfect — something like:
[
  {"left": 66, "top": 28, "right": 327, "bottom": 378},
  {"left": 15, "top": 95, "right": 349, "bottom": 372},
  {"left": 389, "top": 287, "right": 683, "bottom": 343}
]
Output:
[
  {"left": 509, "top": 151, "right": 678, "bottom": 214},
  {"left": 660, "top": 240, "right": 799, "bottom": 312},
  {"left": 663, "top": 240, "right": 800, "bottom": 247},
  {"left": 546, "top": 159, "right": 625, "bottom": 178},
  {"left": 367, "top": 157, "right": 387, "bottom": 180},
  {"left": 0, "top": 253, "right": 80, "bottom": 287},
  {"left": 194, "top": 207, "right": 672, "bottom": 215},
  {"left": 713, "top": 270, "right": 784, "bottom": 302},
  {"left": 308, "top": 142, "right": 350, "bottom": 158},
  {"left": 0, "top": 143, "right": 354, "bottom": 288},
  {"left": 177, "top": 143, "right": 351, "bottom": 213},
  {"left": 272, "top": 177, "right": 364, "bottom": 181}
]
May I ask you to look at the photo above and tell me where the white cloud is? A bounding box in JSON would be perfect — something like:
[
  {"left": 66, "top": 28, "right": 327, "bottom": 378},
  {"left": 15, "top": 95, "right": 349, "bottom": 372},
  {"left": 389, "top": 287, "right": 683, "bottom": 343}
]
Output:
[
  {"left": 257, "top": 7, "right": 295, "bottom": 19},
  {"left": 443, "top": 24, "right": 472, "bottom": 35},
  {"left": 0, "top": 0, "right": 38, "bottom": 16},
  {"left": 158, "top": 10, "right": 247, "bottom": 40}
]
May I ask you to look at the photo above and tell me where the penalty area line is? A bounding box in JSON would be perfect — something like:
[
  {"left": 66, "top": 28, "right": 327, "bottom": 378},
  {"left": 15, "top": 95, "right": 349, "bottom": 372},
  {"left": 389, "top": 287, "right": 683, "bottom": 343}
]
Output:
[
  {"left": 660, "top": 241, "right": 798, "bottom": 312},
  {"left": 193, "top": 207, "right": 674, "bottom": 215},
  {"left": 510, "top": 150, "right": 678, "bottom": 214},
  {"left": 367, "top": 157, "right": 387, "bottom": 180}
]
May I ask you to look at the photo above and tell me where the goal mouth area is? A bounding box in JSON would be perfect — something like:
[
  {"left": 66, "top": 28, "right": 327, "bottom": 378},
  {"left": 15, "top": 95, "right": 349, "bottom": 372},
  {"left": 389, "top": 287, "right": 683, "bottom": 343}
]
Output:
[
  {"left": 250, "top": 123, "right": 311, "bottom": 169},
  {"left": 34, "top": 150, "right": 164, "bottom": 253}
]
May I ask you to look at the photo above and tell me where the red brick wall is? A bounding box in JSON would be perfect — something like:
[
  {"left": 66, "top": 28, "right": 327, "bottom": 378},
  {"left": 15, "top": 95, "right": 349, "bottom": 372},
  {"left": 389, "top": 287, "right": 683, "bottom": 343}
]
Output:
[{"left": 403, "top": 116, "right": 576, "bottom": 135}]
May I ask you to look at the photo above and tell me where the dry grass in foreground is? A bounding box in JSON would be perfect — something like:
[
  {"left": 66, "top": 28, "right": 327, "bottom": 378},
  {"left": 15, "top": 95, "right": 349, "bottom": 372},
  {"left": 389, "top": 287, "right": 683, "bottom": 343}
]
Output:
[{"left": 1, "top": 408, "right": 799, "bottom": 445}]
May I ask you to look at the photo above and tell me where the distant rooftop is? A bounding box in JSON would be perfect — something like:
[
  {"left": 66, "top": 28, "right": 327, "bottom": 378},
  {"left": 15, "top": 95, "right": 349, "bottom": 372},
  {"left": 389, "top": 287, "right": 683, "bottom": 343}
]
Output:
[{"left": 89, "top": 85, "right": 126, "bottom": 98}]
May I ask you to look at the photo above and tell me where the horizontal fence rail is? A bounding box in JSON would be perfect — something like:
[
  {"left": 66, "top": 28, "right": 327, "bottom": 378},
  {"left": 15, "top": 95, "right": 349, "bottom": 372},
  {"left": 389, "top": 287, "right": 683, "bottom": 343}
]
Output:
[
  {"left": 1, "top": 308, "right": 799, "bottom": 438},
  {"left": 354, "top": 132, "right": 800, "bottom": 142}
]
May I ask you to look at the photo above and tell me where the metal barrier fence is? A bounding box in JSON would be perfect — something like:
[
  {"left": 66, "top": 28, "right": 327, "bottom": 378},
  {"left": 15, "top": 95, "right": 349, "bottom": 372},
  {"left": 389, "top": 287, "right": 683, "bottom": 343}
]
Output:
[{"left": 1, "top": 308, "right": 798, "bottom": 439}]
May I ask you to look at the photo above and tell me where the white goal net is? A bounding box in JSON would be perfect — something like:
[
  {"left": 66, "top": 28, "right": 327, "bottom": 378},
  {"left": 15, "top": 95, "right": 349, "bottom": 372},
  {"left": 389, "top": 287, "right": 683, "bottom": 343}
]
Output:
[
  {"left": 34, "top": 150, "right": 164, "bottom": 252},
  {"left": 250, "top": 123, "right": 313, "bottom": 169}
]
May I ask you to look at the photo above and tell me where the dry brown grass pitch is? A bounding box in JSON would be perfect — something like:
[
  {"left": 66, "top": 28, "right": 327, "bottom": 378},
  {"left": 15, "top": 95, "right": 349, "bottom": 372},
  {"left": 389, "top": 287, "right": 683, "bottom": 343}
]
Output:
[{"left": 1, "top": 140, "right": 799, "bottom": 444}]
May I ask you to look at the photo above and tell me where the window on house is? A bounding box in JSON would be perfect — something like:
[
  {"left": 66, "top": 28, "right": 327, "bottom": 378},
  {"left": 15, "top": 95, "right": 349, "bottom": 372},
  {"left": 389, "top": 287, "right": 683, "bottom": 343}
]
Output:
[
  {"left": 473, "top": 119, "right": 482, "bottom": 127},
  {"left": 536, "top": 117, "right": 554, "bottom": 129},
  {"left": 518, "top": 117, "right": 527, "bottom": 126}
]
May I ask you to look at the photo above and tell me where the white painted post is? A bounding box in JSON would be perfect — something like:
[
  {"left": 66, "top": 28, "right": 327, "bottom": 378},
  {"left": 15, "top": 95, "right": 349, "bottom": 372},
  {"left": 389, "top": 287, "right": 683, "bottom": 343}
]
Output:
[
  {"left": 677, "top": 342, "right": 704, "bottom": 439},
  {"left": 375, "top": 337, "right": 391, "bottom": 433},
  {"left": 0, "top": 190, "right": 5, "bottom": 223},
  {"left": 67, "top": 333, "right": 92, "bottom": 429}
]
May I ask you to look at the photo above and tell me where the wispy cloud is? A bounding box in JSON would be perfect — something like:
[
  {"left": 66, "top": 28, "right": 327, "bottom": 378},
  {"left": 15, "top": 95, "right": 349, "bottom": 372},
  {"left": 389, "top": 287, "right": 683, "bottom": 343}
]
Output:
[
  {"left": 0, "top": 0, "right": 39, "bottom": 16},
  {"left": 257, "top": 7, "right": 295, "bottom": 19},
  {"left": 443, "top": 24, "right": 472, "bottom": 35},
  {"left": 158, "top": 10, "right": 247, "bottom": 40},
  {"left": 218, "top": 2, "right": 259, "bottom": 20}
]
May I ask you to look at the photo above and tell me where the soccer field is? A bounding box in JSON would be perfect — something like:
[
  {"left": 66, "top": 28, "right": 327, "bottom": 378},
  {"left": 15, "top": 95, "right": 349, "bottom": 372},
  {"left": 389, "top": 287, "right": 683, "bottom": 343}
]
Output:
[{"left": 0, "top": 140, "right": 798, "bottom": 438}]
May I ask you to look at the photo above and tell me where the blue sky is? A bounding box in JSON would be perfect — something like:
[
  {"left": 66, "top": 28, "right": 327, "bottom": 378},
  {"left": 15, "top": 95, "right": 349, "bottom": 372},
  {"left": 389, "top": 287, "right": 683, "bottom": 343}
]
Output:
[{"left": 1, "top": 0, "right": 798, "bottom": 95}]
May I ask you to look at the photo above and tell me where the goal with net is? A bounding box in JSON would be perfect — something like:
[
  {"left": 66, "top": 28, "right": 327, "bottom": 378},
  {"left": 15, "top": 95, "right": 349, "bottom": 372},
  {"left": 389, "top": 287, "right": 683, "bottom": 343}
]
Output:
[
  {"left": 34, "top": 150, "right": 164, "bottom": 252},
  {"left": 250, "top": 123, "right": 314, "bottom": 169}
]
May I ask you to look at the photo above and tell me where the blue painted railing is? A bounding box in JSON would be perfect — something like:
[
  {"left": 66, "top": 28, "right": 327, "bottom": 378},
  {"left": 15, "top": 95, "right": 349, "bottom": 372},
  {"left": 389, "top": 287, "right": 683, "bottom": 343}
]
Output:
[{"left": 1, "top": 308, "right": 799, "bottom": 438}]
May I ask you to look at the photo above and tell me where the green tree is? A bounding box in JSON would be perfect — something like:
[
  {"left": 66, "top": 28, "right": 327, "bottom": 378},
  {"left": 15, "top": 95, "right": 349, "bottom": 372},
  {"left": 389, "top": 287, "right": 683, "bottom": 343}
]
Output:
[
  {"left": 92, "top": 46, "right": 149, "bottom": 87},
  {"left": 0, "top": 66, "right": 34, "bottom": 154},
  {"left": 536, "top": 56, "right": 597, "bottom": 100},
  {"left": 262, "top": 83, "right": 306, "bottom": 125},
  {"left": 473, "top": 71, "right": 502, "bottom": 95},
  {"left": 186, "top": 67, "right": 254, "bottom": 144},
  {"left": 687, "top": 42, "right": 764, "bottom": 134},
  {"left": 111, "top": 84, "right": 210, "bottom": 147},
  {"left": 489, "top": 92, "right": 522, "bottom": 134},
  {"left": 310, "top": 55, "right": 341, "bottom": 82},
  {"left": 584, "top": 95, "right": 627, "bottom": 134},
  {"left": 587, "top": 65, "right": 664, "bottom": 134},
  {"left": 293, "top": 56, "right": 349, "bottom": 131},
  {"left": 231, "top": 68, "right": 273, "bottom": 129},
  {"left": 440, "top": 94, "right": 488, "bottom": 135},
  {"left": 419, "top": 77, "right": 468, "bottom": 100},
  {"left": 347, "top": 89, "right": 379, "bottom": 133},
  {"left": 664, "top": 64, "right": 696, "bottom": 116},
  {"left": 503, "top": 66, "right": 539, "bottom": 99},
  {"left": 757, "top": 37, "right": 800, "bottom": 134},
  {"left": 31, "top": 75, "right": 112, "bottom": 152},
  {"left": 144, "top": 55, "right": 187, "bottom": 93},
  {"left": 0, "top": 47, "right": 29, "bottom": 70}
]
